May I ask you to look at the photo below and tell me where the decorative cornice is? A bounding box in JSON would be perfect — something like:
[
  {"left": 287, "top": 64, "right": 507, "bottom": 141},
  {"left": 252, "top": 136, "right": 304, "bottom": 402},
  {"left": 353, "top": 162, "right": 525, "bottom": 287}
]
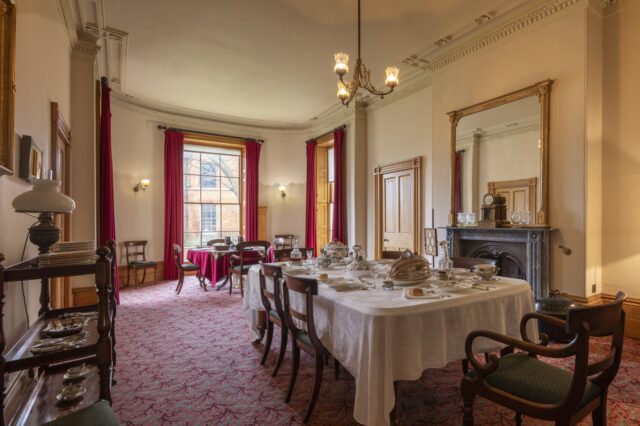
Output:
[
  {"left": 89, "top": 0, "right": 589, "bottom": 129},
  {"left": 57, "top": 0, "right": 77, "bottom": 48},
  {"left": 366, "top": 76, "right": 433, "bottom": 113},
  {"left": 111, "top": 90, "right": 356, "bottom": 139},
  {"left": 427, "top": 0, "right": 582, "bottom": 73},
  {"left": 71, "top": 38, "right": 100, "bottom": 58}
]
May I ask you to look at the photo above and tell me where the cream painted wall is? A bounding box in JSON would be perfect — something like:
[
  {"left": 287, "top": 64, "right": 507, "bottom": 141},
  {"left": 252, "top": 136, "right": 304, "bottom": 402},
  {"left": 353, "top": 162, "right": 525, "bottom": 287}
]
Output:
[
  {"left": 366, "top": 89, "right": 433, "bottom": 258},
  {"left": 428, "top": 6, "right": 589, "bottom": 297},
  {"left": 602, "top": 0, "right": 640, "bottom": 299},
  {"left": 0, "top": 0, "right": 71, "bottom": 347}
]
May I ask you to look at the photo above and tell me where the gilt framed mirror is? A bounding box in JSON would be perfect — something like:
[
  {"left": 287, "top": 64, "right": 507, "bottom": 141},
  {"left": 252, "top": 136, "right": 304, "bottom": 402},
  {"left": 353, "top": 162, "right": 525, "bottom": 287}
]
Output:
[
  {"left": 0, "top": 0, "right": 16, "bottom": 176},
  {"left": 447, "top": 80, "right": 553, "bottom": 227}
]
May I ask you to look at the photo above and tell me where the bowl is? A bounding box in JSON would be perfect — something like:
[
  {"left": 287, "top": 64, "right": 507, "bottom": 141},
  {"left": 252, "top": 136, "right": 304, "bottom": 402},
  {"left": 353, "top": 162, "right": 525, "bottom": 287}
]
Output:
[{"left": 473, "top": 264, "right": 497, "bottom": 280}]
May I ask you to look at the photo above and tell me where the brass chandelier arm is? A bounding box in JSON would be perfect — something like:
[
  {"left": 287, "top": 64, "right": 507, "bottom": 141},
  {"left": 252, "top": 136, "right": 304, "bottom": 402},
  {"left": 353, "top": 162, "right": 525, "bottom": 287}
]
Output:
[{"left": 338, "top": 60, "right": 396, "bottom": 106}]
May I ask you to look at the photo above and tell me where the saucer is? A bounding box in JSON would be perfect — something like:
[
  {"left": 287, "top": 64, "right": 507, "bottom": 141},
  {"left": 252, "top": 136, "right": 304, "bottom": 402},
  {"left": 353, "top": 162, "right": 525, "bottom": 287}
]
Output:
[{"left": 56, "top": 384, "right": 86, "bottom": 402}]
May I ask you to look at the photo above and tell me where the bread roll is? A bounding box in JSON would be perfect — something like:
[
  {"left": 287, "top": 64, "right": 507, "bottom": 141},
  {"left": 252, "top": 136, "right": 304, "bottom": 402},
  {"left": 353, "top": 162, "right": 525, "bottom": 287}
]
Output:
[{"left": 409, "top": 288, "right": 424, "bottom": 297}]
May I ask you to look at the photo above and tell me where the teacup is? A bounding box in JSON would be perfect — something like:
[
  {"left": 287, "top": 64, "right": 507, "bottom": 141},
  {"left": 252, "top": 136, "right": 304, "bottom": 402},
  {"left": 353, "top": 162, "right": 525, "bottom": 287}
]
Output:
[{"left": 473, "top": 264, "right": 498, "bottom": 280}]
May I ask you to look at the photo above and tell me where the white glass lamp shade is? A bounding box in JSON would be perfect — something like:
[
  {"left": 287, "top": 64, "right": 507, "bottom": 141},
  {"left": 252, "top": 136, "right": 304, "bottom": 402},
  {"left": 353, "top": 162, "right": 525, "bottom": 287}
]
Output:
[
  {"left": 334, "top": 52, "right": 349, "bottom": 76},
  {"left": 278, "top": 185, "right": 286, "bottom": 192},
  {"left": 385, "top": 67, "right": 400, "bottom": 88},
  {"left": 12, "top": 178, "right": 76, "bottom": 214},
  {"left": 337, "top": 81, "right": 350, "bottom": 101}
]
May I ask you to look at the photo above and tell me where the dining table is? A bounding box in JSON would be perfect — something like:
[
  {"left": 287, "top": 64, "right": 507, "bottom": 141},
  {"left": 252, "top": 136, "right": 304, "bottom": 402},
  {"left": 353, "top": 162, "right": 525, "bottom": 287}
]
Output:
[
  {"left": 186, "top": 247, "right": 277, "bottom": 289},
  {"left": 242, "top": 263, "right": 537, "bottom": 426}
]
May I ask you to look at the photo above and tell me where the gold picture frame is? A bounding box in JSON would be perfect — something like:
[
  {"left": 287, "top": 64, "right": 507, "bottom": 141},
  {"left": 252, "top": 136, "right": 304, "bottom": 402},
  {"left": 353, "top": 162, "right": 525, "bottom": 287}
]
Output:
[
  {"left": 447, "top": 80, "right": 553, "bottom": 227},
  {"left": 0, "top": 0, "right": 16, "bottom": 176}
]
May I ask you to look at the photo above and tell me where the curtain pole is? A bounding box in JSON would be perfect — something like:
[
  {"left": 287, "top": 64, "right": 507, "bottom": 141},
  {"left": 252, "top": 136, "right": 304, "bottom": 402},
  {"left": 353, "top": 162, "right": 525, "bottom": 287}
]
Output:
[{"left": 157, "top": 125, "right": 264, "bottom": 144}]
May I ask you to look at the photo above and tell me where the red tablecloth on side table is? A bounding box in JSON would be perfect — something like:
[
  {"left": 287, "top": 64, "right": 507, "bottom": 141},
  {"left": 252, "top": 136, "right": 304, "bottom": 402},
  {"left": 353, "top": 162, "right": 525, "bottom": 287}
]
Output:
[{"left": 186, "top": 249, "right": 230, "bottom": 285}]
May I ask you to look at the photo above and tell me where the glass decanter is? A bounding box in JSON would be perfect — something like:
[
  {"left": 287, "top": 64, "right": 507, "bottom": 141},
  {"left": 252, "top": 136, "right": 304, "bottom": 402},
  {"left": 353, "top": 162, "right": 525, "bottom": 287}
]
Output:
[
  {"left": 290, "top": 239, "right": 302, "bottom": 264},
  {"left": 438, "top": 241, "right": 453, "bottom": 279}
]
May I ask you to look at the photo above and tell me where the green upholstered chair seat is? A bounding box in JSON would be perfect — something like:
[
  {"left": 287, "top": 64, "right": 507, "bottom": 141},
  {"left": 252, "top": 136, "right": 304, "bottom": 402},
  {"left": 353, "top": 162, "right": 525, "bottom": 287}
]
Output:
[
  {"left": 295, "top": 330, "right": 312, "bottom": 348},
  {"left": 268, "top": 308, "right": 280, "bottom": 321},
  {"left": 129, "top": 260, "right": 156, "bottom": 266},
  {"left": 44, "top": 400, "right": 120, "bottom": 426},
  {"left": 181, "top": 263, "right": 200, "bottom": 271},
  {"left": 469, "top": 353, "right": 601, "bottom": 408},
  {"left": 231, "top": 264, "right": 253, "bottom": 273}
]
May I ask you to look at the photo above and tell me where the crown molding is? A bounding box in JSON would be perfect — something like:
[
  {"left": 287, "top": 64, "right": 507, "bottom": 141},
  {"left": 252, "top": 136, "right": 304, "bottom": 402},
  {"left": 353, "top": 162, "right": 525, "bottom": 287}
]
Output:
[
  {"left": 426, "top": 0, "right": 583, "bottom": 73},
  {"left": 57, "top": 0, "right": 77, "bottom": 48},
  {"left": 366, "top": 75, "right": 433, "bottom": 114},
  {"left": 111, "top": 90, "right": 356, "bottom": 139},
  {"left": 82, "top": 0, "right": 589, "bottom": 130}
]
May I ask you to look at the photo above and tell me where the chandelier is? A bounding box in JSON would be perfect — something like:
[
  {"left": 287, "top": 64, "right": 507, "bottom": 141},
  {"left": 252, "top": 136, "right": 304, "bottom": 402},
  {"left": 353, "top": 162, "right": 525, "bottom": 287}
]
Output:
[{"left": 333, "top": 0, "right": 399, "bottom": 106}]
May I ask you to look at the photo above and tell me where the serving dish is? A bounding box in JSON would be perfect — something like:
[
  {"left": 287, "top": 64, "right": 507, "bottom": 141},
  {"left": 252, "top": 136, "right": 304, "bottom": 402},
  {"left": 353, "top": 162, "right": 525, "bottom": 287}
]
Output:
[{"left": 43, "top": 318, "right": 85, "bottom": 338}]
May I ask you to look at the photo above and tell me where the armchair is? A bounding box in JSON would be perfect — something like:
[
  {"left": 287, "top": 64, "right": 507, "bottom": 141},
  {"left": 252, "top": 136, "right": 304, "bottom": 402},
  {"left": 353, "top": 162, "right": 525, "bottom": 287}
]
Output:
[{"left": 461, "top": 292, "right": 626, "bottom": 426}]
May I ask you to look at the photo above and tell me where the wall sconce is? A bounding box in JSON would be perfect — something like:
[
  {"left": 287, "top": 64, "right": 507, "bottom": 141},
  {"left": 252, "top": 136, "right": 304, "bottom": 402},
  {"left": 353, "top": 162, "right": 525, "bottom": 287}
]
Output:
[
  {"left": 278, "top": 185, "right": 287, "bottom": 199},
  {"left": 134, "top": 178, "right": 150, "bottom": 192}
]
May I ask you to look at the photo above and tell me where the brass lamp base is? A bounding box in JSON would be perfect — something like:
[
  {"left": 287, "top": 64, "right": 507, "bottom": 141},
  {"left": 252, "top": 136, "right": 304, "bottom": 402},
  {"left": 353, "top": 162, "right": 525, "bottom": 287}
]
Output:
[{"left": 29, "top": 212, "right": 61, "bottom": 255}]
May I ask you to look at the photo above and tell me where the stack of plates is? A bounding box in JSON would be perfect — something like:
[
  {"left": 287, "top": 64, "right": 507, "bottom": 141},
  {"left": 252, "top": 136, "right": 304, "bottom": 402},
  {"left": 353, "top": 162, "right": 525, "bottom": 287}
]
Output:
[
  {"left": 39, "top": 250, "right": 97, "bottom": 266},
  {"left": 52, "top": 240, "right": 95, "bottom": 253}
]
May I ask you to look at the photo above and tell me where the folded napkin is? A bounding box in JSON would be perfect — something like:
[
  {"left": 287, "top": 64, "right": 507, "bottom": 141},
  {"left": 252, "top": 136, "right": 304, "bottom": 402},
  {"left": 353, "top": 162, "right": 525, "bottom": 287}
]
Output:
[
  {"left": 331, "top": 284, "right": 368, "bottom": 292},
  {"left": 471, "top": 284, "right": 496, "bottom": 291}
]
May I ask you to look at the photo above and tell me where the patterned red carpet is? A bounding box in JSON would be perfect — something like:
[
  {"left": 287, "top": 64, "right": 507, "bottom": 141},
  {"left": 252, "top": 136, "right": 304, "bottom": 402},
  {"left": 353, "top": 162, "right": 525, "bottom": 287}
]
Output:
[{"left": 112, "top": 278, "right": 640, "bottom": 425}]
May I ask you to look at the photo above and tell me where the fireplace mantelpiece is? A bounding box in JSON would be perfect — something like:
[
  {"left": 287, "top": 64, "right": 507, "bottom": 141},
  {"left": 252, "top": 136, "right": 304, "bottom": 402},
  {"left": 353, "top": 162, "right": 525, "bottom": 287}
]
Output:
[{"left": 445, "top": 227, "right": 555, "bottom": 300}]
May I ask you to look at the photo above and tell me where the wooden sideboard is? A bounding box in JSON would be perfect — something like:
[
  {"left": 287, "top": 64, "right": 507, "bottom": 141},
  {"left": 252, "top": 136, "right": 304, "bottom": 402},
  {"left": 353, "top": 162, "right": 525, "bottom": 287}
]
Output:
[{"left": 0, "top": 242, "right": 117, "bottom": 425}]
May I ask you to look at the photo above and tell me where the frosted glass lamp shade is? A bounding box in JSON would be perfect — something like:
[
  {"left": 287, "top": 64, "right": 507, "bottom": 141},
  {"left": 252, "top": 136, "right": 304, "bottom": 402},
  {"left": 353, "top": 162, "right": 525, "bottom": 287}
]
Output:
[
  {"left": 12, "top": 179, "right": 76, "bottom": 214},
  {"left": 334, "top": 52, "right": 349, "bottom": 76},
  {"left": 385, "top": 67, "right": 399, "bottom": 88}
]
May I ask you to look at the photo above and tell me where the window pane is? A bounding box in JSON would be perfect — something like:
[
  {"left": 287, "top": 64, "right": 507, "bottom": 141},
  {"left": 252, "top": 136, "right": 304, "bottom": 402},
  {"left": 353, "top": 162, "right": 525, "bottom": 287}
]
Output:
[
  {"left": 185, "top": 204, "right": 201, "bottom": 233},
  {"left": 201, "top": 175, "right": 218, "bottom": 189},
  {"left": 201, "top": 204, "right": 219, "bottom": 232},
  {"left": 201, "top": 153, "right": 219, "bottom": 176},
  {"left": 221, "top": 204, "right": 240, "bottom": 233},
  {"left": 221, "top": 154, "right": 240, "bottom": 178},
  {"left": 184, "top": 152, "right": 200, "bottom": 174},
  {"left": 328, "top": 147, "right": 335, "bottom": 182},
  {"left": 183, "top": 145, "right": 243, "bottom": 249},
  {"left": 201, "top": 186, "right": 220, "bottom": 203},
  {"left": 184, "top": 232, "right": 201, "bottom": 249},
  {"left": 220, "top": 177, "right": 239, "bottom": 203}
]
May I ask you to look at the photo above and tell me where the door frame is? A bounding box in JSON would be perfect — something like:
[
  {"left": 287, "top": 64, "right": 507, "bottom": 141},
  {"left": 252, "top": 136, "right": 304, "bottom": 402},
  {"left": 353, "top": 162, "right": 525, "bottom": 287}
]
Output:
[
  {"left": 50, "top": 101, "right": 72, "bottom": 308},
  {"left": 374, "top": 157, "right": 423, "bottom": 259}
]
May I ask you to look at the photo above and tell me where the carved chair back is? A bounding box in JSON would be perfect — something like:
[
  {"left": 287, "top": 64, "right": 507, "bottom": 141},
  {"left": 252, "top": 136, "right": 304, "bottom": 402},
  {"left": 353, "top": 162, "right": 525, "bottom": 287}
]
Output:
[{"left": 124, "top": 240, "right": 149, "bottom": 264}]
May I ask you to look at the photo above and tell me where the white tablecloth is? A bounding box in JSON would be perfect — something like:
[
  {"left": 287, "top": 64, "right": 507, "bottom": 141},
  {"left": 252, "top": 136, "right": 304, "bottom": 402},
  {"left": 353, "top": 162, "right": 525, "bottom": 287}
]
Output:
[{"left": 242, "top": 265, "right": 537, "bottom": 426}]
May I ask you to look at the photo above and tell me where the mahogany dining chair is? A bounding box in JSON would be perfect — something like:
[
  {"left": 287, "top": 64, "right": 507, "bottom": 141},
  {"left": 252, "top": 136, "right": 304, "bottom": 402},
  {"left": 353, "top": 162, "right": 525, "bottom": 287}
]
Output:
[
  {"left": 258, "top": 264, "right": 288, "bottom": 376},
  {"left": 228, "top": 240, "right": 270, "bottom": 297},
  {"left": 282, "top": 274, "right": 340, "bottom": 423},
  {"left": 173, "top": 244, "right": 204, "bottom": 295}
]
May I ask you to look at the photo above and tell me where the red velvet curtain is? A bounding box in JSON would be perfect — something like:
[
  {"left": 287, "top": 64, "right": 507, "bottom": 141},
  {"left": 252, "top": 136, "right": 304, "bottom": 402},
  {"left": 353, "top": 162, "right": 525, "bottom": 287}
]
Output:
[
  {"left": 331, "top": 128, "right": 345, "bottom": 243},
  {"left": 454, "top": 151, "right": 463, "bottom": 213},
  {"left": 163, "top": 130, "right": 184, "bottom": 280},
  {"left": 304, "top": 140, "right": 317, "bottom": 254},
  {"left": 98, "top": 80, "right": 120, "bottom": 304},
  {"left": 245, "top": 140, "right": 261, "bottom": 241}
]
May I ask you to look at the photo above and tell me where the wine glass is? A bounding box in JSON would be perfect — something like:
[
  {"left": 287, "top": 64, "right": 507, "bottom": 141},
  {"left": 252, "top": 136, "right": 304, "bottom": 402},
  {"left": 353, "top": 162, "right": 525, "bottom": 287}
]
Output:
[
  {"left": 511, "top": 211, "right": 522, "bottom": 225},
  {"left": 372, "top": 264, "right": 389, "bottom": 289}
]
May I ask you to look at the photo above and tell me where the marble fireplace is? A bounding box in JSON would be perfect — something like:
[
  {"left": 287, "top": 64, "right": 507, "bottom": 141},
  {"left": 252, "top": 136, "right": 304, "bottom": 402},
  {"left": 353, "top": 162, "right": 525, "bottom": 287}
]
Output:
[{"left": 445, "top": 227, "right": 554, "bottom": 300}]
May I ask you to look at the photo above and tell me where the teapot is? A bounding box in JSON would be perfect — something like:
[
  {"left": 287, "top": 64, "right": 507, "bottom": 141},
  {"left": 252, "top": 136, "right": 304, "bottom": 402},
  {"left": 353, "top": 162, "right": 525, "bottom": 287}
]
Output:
[{"left": 322, "top": 240, "right": 349, "bottom": 262}]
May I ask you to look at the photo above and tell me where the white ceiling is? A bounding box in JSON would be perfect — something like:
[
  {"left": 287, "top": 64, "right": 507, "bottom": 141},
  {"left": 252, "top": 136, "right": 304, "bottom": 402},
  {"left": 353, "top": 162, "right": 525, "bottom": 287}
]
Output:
[{"left": 102, "top": 0, "right": 532, "bottom": 124}]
